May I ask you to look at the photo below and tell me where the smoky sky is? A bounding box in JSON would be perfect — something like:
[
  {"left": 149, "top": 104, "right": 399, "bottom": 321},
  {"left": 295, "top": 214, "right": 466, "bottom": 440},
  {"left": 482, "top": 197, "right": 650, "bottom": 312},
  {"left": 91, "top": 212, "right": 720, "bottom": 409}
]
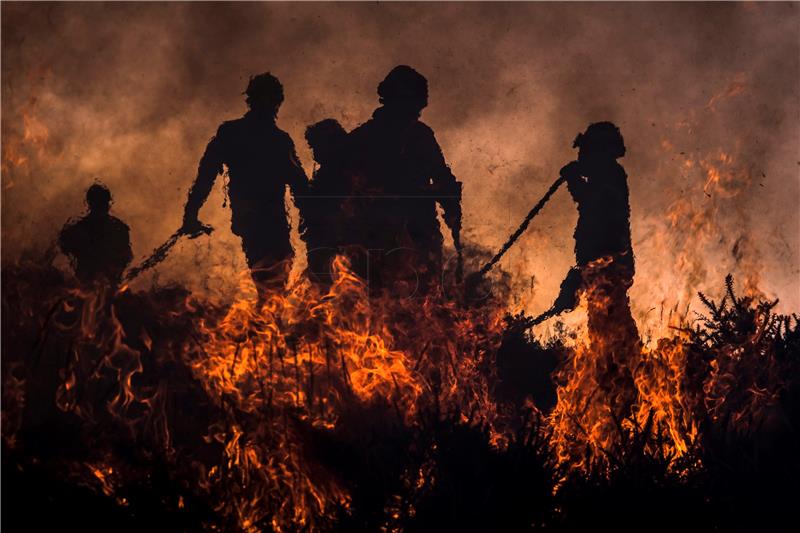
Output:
[{"left": 2, "top": 2, "right": 798, "bottom": 333}]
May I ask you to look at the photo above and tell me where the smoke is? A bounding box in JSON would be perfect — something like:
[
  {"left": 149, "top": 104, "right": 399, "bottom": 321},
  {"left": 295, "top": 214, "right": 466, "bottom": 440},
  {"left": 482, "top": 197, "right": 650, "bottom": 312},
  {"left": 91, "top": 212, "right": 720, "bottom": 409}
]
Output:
[{"left": 2, "top": 2, "right": 798, "bottom": 332}]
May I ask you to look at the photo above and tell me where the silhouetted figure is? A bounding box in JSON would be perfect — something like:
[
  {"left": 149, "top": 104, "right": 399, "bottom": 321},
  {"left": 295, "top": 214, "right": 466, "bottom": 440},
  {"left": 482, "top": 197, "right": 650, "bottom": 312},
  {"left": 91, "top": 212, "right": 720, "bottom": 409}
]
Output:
[
  {"left": 346, "top": 65, "right": 462, "bottom": 296},
  {"left": 180, "top": 72, "right": 308, "bottom": 296},
  {"left": 563, "top": 123, "right": 633, "bottom": 274},
  {"left": 557, "top": 122, "right": 640, "bottom": 381},
  {"left": 59, "top": 183, "right": 133, "bottom": 286},
  {"left": 302, "top": 119, "right": 349, "bottom": 288}
]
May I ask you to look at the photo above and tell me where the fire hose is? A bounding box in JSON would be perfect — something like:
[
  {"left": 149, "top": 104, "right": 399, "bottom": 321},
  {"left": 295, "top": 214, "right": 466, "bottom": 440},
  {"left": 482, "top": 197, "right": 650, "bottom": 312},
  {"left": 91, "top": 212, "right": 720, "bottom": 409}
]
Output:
[
  {"left": 464, "top": 175, "right": 573, "bottom": 327},
  {"left": 122, "top": 223, "right": 213, "bottom": 283},
  {"left": 472, "top": 175, "right": 566, "bottom": 279}
]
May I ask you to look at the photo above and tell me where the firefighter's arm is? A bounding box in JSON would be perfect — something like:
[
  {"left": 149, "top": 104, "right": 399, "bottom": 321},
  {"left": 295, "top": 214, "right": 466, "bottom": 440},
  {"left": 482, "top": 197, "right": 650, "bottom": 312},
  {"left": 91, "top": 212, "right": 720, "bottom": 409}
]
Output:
[
  {"left": 435, "top": 158, "right": 464, "bottom": 280},
  {"left": 562, "top": 161, "right": 588, "bottom": 202},
  {"left": 181, "top": 127, "right": 225, "bottom": 233},
  {"left": 286, "top": 139, "right": 309, "bottom": 196},
  {"left": 425, "top": 129, "right": 463, "bottom": 240},
  {"left": 107, "top": 221, "right": 134, "bottom": 276},
  {"left": 58, "top": 222, "right": 78, "bottom": 257},
  {"left": 284, "top": 135, "right": 311, "bottom": 240},
  {"left": 120, "top": 224, "right": 134, "bottom": 268}
]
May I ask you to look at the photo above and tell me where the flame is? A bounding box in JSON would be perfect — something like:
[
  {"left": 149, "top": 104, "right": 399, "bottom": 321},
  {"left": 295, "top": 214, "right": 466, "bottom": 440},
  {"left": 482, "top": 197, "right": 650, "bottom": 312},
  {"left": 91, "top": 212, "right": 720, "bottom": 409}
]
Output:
[
  {"left": 642, "top": 74, "right": 762, "bottom": 334},
  {"left": 12, "top": 254, "right": 506, "bottom": 531},
  {"left": 182, "top": 255, "right": 508, "bottom": 529},
  {"left": 2, "top": 244, "right": 794, "bottom": 529},
  {"left": 546, "top": 257, "right": 703, "bottom": 480},
  {"left": 659, "top": 145, "right": 763, "bottom": 306},
  {"left": 700, "top": 149, "right": 752, "bottom": 199}
]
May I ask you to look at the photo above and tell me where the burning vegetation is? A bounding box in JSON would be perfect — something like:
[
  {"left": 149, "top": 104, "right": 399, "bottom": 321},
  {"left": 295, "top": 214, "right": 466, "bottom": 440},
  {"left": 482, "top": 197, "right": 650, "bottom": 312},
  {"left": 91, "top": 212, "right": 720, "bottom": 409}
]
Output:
[{"left": 2, "top": 249, "right": 798, "bottom": 531}]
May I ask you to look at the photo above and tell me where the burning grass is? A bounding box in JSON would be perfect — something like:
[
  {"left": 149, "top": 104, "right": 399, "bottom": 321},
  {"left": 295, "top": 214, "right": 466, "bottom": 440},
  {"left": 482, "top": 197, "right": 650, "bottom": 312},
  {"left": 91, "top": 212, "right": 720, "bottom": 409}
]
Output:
[{"left": 2, "top": 257, "right": 798, "bottom": 531}]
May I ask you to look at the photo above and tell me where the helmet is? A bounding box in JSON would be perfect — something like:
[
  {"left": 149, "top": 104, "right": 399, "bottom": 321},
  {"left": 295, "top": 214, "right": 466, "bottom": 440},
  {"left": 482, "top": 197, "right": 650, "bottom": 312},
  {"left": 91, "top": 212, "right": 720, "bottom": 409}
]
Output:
[
  {"left": 244, "top": 72, "right": 284, "bottom": 112},
  {"left": 377, "top": 65, "right": 428, "bottom": 109},
  {"left": 306, "top": 119, "right": 347, "bottom": 165},
  {"left": 86, "top": 182, "right": 112, "bottom": 213},
  {"left": 573, "top": 122, "right": 626, "bottom": 158},
  {"left": 305, "top": 118, "right": 347, "bottom": 150}
]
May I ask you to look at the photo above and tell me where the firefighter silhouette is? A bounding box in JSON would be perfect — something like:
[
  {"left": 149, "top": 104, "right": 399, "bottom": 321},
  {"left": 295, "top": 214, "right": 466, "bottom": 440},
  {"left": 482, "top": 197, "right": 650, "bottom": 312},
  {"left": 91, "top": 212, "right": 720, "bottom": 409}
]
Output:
[
  {"left": 346, "top": 65, "right": 463, "bottom": 297},
  {"left": 180, "top": 72, "right": 308, "bottom": 296},
  {"left": 556, "top": 121, "right": 640, "bottom": 353},
  {"left": 59, "top": 183, "right": 133, "bottom": 286},
  {"left": 302, "top": 118, "right": 349, "bottom": 288}
]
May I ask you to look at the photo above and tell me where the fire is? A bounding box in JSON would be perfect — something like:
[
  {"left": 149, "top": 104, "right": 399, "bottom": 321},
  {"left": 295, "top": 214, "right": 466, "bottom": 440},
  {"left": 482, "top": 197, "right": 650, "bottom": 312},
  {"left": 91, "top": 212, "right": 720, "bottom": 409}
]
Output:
[
  {"left": 183, "top": 258, "right": 423, "bottom": 530},
  {"left": 181, "top": 255, "right": 508, "bottom": 530},
  {"left": 548, "top": 332, "right": 700, "bottom": 475},
  {"left": 700, "top": 149, "right": 752, "bottom": 199},
  {"left": 697, "top": 281, "right": 789, "bottom": 432},
  {"left": 4, "top": 254, "right": 507, "bottom": 531},
  {"left": 546, "top": 264, "right": 792, "bottom": 490},
  {"left": 659, "top": 144, "right": 763, "bottom": 306},
  {"left": 2, "top": 241, "right": 796, "bottom": 529},
  {"left": 546, "top": 259, "right": 698, "bottom": 476}
]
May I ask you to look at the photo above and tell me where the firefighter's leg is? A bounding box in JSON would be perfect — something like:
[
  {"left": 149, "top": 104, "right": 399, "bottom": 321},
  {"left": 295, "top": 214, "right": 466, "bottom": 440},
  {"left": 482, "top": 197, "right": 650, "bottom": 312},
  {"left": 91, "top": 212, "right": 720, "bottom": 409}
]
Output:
[{"left": 240, "top": 234, "right": 293, "bottom": 299}]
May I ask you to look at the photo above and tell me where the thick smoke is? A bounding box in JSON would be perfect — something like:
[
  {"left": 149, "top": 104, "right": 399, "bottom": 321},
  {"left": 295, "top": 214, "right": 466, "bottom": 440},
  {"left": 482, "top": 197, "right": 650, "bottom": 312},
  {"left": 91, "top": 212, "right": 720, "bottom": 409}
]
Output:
[{"left": 2, "top": 2, "right": 798, "bottom": 333}]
